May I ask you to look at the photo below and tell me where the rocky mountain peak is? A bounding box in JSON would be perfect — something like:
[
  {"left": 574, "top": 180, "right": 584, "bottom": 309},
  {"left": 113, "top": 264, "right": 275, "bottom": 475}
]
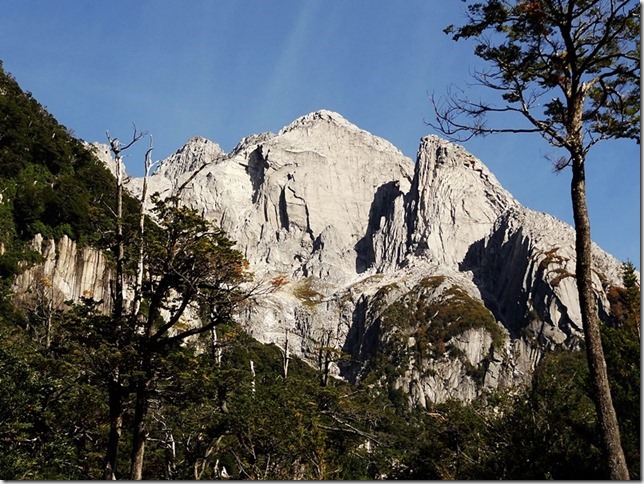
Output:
[
  {"left": 229, "top": 131, "right": 276, "bottom": 158},
  {"left": 276, "top": 110, "right": 406, "bottom": 159},
  {"left": 405, "top": 135, "right": 519, "bottom": 267},
  {"left": 413, "top": 135, "right": 516, "bottom": 204},
  {"left": 115, "top": 110, "right": 628, "bottom": 406},
  {"left": 278, "top": 109, "right": 355, "bottom": 135},
  {"left": 154, "top": 136, "right": 224, "bottom": 179}
]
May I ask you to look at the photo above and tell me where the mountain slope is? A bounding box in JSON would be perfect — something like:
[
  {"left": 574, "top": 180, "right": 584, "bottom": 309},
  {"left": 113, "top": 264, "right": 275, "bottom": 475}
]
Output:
[
  {"left": 0, "top": 63, "right": 139, "bottom": 250},
  {"left": 0, "top": 63, "right": 145, "bottom": 315}
]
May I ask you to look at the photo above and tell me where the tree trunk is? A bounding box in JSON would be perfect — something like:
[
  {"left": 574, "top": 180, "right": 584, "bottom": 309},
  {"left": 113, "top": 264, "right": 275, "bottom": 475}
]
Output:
[
  {"left": 250, "top": 360, "right": 256, "bottom": 395},
  {"left": 570, "top": 155, "right": 629, "bottom": 480},
  {"left": 105, "top": 141, "right": 126, "bottom": 480},
  {"left": 130, "top": 356, "right": 152, "bottom": 480},
  {"left": 133, "top": 138, "right": 153, "bottom": 318},
  {"left": 104, "top": 379, "right": 124, "bottom": 480},
  {"left": 129, "top": 387, "right": 147, "bottom": 480},
  {"left": 114, "top": 151, "right": 125, "bottom": 318},
  {"left": 282, "top": 329, "right": 290, "bottom": 380}
]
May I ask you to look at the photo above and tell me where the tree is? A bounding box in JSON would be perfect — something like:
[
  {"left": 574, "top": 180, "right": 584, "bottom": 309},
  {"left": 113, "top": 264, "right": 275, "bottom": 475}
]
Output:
[
  {"left": 127, "top": 195, "right": 256, "bottom": 479},
  {"left": 430, "top": 0, "right": 639, "bottom": 478},
  {"left": 100, "top": 130, "right": 257, "bottom": 479},
  {"left": 103, "top": 128, "right": 146, "bottom": 480}
]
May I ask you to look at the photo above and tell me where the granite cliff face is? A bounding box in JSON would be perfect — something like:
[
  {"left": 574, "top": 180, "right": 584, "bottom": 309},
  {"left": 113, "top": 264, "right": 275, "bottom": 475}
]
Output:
[
  {"left": 130, "top": 110, "right": 415, "bottom": 285},
  {"left": 22, "top": 110, "right": 626, "bottom": 405},
  {"left": 13, "top": 234, "right": 113, "bottom": 312},
  {"left": 404, "top": 135, "right": 520, "bottom": 268}
]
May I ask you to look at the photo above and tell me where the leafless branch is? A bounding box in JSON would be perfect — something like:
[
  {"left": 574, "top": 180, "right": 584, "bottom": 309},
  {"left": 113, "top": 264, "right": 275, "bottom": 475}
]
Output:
[{"left": 105, "top": 124, "right": 147, "bottom": 156}]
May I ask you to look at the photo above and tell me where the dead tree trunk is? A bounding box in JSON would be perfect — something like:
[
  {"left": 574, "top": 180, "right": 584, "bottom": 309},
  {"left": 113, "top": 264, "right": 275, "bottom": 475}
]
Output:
[
  {"left": 104, "top": 129, "right": 145, "bottom": 479},
  {"left": 132, "top": 137, "right": 154, "bottom": 318},
  {"left": 211, "top": 326, "right": 223, "bottom": 366},
  {"left": 317, "top": 330, "right": 333, "bottom": 387},
  {"left": 250, "top": 360, "right": 256, "bottom": 395},
  {"left": 281, "top": 328, "right": 290, "bottom": 380},
  {"left": 104, "top": 133, "right": 126, "bottom": 480}
]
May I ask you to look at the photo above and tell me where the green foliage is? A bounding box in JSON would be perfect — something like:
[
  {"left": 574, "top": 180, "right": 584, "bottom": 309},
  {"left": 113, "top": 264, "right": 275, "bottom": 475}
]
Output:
[
  {"left": 440, "top": 0, "right": 640, "bottom": 146},
  {"left": 0, "top": 304, "right": 109, "bottom": 479},
  {"left": 393, "top": 351, "right": 604, "bottom": 479},
  {"left": 131, "top": 195, "right": 250, "bottom": 349},
  {"left": 0, "top": 62, "right": 140, "bottom": 275},
  {"left": 491, "top": 351, "right": 603, "bottom": 479},
  {"left": 601, "top": 262, "right": 640, "bottom": 478},
  {"left": 1, "top": 282, "right": 640, "bottom": 480},
  {"left": 386, "top": 277, "right": 502, "bottom": 357},
  {"left": 601, "top": 322, "right": 640, "bottom": 479},
  {"left": 607, "top": 261, "right": 641, "bottom": 329},
  {"left": 145, "top": 195, "right": 247, "bottom": 287}
]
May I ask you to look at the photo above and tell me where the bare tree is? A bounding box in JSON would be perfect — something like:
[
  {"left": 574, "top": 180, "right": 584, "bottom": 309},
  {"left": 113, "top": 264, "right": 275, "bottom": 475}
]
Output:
[
  {"left": 276, "top": 327, "right": 291, "bottom": 380},
  {"left": 430, "top": 0, "right": 639, "bottom": 478},
  {"left": 106, "top": 127, "right": 146, "bottom": 320},
  {"left": 132, "top": 136, "right": 157, "bottom": 318},
  {"left": 19, "top": 272, "right": 65, "bottom": 352},
  {"left": 314, "top": 328, "right": 345, "bottom": 387},
  {"left": 103, "top": 126, "right": 146, "bottom": 480}
]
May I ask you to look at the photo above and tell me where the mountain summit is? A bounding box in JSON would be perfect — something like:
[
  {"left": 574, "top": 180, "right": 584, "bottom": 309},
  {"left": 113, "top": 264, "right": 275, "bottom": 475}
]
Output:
[{"left": 121, "top": 111, "right": 626, "bottom": 403}]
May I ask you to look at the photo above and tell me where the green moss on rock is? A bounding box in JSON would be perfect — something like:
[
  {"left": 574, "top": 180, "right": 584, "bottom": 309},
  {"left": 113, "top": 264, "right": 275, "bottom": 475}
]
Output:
[{"left": 367, "top": 277, "right": 505, "bottom": 392}]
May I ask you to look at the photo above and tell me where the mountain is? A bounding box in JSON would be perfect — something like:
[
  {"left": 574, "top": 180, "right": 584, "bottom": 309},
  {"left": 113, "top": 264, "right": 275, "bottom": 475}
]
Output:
[
  {"left": 99, "top": 109, "right": 623, "bottom": 404},
  {"left": 9, "top": 101, "right": 626, "bottom": 405},
  {"left": 2, "top": 65, "right": 638, "bottom": 479},
  {"left": 0, "top": 64, "right": 135, "bottom": 251}
]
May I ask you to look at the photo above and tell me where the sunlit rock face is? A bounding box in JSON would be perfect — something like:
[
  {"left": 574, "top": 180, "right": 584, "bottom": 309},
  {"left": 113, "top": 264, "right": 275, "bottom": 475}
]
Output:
[
  {"left": 133, "top": 110, "right": 415, "bottom": 285},
  {"left": 83, "top": 109, "right": 625, "bottom": 406},
  {"left": 14, "top": 234, "right": 113, "bottom": 311},
  {"left": 405, "top": 135, "right": 519, "bottom": 268}
]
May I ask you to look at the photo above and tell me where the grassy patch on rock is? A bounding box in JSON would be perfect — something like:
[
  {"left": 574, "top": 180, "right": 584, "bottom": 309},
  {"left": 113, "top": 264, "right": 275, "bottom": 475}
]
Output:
[{"left": 292, "top": 277, "right": 324, "bottom": 308}]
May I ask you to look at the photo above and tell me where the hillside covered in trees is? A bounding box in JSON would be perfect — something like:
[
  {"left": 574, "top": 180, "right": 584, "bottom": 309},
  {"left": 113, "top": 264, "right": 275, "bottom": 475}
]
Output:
[{"left": 0, "top": 62, "right": 639, "bottom": 479}]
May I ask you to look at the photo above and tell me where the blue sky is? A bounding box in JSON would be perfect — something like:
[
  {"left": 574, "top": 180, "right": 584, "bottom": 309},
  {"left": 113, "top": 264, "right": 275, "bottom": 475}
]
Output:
[{"left": 0, "top": 0, "right": 640, "bottom": 268}]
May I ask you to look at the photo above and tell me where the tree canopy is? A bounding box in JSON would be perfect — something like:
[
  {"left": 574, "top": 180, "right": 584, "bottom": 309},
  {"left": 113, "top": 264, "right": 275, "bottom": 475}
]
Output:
[{"left": 433, "top": 0, "right": 639, "bottom": 163}]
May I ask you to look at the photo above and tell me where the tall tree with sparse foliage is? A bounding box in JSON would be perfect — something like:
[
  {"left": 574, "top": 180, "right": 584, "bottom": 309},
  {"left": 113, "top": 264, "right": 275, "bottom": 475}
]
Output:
[{"left": 430, "top": 0, "right": 639, "bottom": 479}]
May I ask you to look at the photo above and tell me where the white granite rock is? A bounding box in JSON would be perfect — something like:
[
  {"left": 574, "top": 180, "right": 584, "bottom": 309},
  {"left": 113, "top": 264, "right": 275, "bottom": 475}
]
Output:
[{"left": 21, "top": 110, "right": 629, "bottom": 407}]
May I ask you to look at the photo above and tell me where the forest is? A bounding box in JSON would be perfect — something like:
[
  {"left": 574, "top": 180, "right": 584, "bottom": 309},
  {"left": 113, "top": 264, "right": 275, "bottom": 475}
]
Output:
[{"left": 0, "top": 46, "right": 640, "bottom": 481}]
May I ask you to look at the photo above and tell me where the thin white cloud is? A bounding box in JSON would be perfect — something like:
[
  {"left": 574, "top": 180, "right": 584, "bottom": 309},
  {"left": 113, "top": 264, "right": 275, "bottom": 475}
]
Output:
[{"left": 254, "top": 1, "right": 323, "bottom": 124}]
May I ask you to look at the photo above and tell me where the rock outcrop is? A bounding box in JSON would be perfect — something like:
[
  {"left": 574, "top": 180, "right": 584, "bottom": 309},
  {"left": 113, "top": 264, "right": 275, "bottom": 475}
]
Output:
[
  {"left": 27, "top": 110, "right": 627, "bottom": 406},
  {"left": 461, "top": 207, "right": 623, "bottom": 345},
  {"left": 405, "top": 135, "right": 520, "bottom": 267},
  {"left": 13, "top": 234, "right": 113, "bottom": 311}
]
